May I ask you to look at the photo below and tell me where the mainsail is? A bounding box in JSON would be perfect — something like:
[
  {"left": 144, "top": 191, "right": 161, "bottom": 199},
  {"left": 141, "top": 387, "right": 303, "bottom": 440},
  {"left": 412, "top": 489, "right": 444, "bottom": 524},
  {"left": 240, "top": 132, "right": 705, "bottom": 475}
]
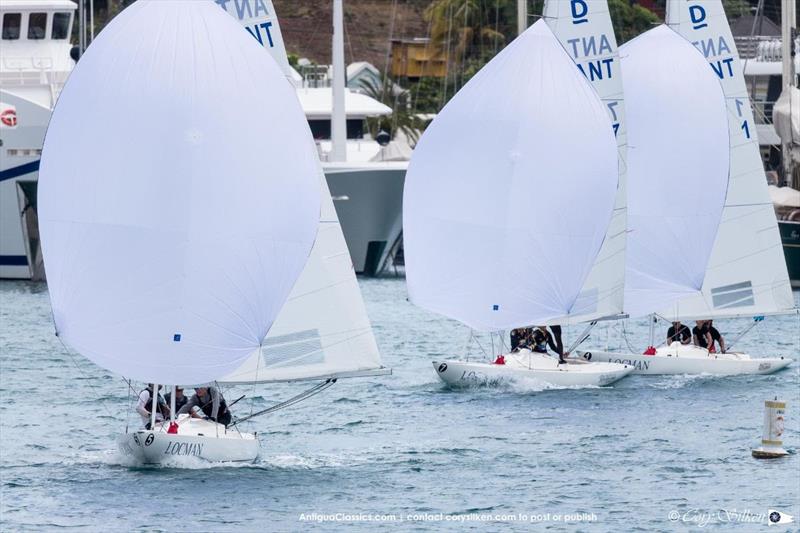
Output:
[
  {"left": 220, "top": 0, "right": 386, "bottom": 383},
  {"left": 403, "top": 20, "right": 618, "bottom": 332},
  {"left": 542, "top": 0, "right": 627, "bottom": 322},
  {"left": 621, "top": 25, "right": 730, "bottom": 318},
  {"left": 38, "top": 0, "right": 320, "bottom": 385},
  {"left": 664, "top": 0, "right": 794, "bottom": 319}
]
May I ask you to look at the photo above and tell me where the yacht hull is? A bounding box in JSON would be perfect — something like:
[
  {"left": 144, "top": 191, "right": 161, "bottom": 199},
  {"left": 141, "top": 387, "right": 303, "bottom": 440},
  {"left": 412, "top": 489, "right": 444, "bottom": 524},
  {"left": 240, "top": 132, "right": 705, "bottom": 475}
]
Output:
[
  {"left": 432, "top": 352, "right": 632, "bottom": 388},
  {"left": 324, "top": 162, "right": 405, "bottom": 276},
  {"left": 117, "top": 418, "right": 259, "bottom": 464},
  {"left": 779, "top": 220, "right": 800, "bottom": 288},
  {"left": 579, "top": 345, "right": 792, "bottom": 375}
]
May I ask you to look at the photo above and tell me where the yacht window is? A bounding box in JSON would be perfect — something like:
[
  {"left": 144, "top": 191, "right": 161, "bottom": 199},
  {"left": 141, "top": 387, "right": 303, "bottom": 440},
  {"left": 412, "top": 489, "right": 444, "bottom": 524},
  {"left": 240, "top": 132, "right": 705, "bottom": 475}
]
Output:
[
  {"left": 28, "top": 13, "right": 47, "bottom": 39},
  {"left": 2, "top": 13, "right": 21, "bottom": 40},
  {"left": 52, "top": 12, "right": 70, "bottom": 39}
]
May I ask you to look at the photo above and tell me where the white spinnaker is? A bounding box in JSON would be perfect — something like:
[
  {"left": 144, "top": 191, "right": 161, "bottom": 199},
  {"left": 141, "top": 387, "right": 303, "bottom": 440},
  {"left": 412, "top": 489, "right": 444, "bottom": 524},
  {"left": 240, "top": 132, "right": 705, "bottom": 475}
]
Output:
[
  {"left": 220, "top": 168, "right": 385, "bottom": 384},
  {"left": 403, "top": 20, "right": 618, "bottom": 332},
  {"left": 218, "top": 0, "right": 385, "bottom": 383},
  {"left": 215, "top": 0, "right": 291, "bottom": 76},
  {"left": 543, "top": 0, "right": 627, "bottom": 322},
  {"left": 664, "top": 0, "right": 794, "bottom": 319},
  {"left": 621, "top": 25, "right": 730, "bottom": 318},
  {"left": 38, "top": 0, "right": 320, "bottom": 385}
]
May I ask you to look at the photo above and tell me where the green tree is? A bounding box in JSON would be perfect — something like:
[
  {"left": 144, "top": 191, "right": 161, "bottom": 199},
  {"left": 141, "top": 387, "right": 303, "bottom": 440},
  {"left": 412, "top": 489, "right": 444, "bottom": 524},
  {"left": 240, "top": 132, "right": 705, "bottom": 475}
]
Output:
[
  {"left": 425, "top": 0, "right": 512, "bottom": 64},
  {"left": 359, "top": 78, "right": 426, "bottom": 144},
  {"left": 608, "top": 0, "right": 660, "bottom": 44}
]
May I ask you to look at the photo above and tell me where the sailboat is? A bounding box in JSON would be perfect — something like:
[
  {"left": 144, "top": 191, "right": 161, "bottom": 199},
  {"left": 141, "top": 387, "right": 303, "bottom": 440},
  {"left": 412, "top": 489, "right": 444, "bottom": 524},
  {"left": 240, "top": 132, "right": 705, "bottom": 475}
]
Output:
[
  {"left": 403, "top": 20, "right": 633, "bottom": 388},
  {"left": 582, "top": 1, "right": 795, "bottom": 375},
  {"left": 39, "top": 0, "right": 386, "bottom": 464}
]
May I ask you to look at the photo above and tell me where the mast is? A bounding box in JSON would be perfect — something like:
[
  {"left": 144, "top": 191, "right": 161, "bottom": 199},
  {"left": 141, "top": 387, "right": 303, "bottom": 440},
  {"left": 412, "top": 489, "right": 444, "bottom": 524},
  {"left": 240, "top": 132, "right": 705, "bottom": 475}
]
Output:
[
  {"left": 78, "top": 0, "right": 85, "bottom": 54},
  {"left": 781, "top": 0, "right": 797, "bottom": 188},
  {"left": 150, "top": 383, "right": 158, "bottom": 429},
  {"left": 331, "top": 0, "right": 347, "bottom": 162},
  {"left": 517, "top": 0, "right": 527, "bottom": 36}
]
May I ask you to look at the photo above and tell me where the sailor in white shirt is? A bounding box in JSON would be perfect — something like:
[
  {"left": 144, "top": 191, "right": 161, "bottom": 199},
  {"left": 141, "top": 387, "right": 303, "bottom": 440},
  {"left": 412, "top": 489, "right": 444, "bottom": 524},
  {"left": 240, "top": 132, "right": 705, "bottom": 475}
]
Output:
[{"left": 136, "top": 383, "right": 169, "bottom": 429}]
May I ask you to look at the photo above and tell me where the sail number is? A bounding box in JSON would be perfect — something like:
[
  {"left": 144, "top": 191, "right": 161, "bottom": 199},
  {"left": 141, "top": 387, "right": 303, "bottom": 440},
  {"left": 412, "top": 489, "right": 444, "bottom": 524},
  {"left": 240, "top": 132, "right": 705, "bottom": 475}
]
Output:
[
  {"left": 215, "top": 0, "right": 276, "bottom": 49},
  {"left": 735, "top": 99, "right": 751, "bottom": 140}
]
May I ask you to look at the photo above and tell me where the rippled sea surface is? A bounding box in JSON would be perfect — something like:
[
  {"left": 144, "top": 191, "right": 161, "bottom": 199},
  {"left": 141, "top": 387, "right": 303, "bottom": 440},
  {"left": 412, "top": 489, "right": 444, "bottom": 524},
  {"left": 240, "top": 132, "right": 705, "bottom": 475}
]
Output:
[{"left": 1, "top": 279, "right": 799, "bottom": 531}]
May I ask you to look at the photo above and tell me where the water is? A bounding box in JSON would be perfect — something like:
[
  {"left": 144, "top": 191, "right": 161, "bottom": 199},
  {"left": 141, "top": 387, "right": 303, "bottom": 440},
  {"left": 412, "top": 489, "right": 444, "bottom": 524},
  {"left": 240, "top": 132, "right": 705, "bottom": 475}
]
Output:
[{"left": 1, "top": 278, "right": 798, "bottom": 531}]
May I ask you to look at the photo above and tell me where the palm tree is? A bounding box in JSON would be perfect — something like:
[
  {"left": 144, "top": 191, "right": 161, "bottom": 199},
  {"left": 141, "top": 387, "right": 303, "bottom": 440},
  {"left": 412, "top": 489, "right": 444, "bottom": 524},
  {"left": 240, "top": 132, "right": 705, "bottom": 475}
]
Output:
[
  {"left": 359, "top": 77, "right": 426, "bottom": 144},
  {"left": 425, "top": 0, "right": 509, "bottom": 64}
]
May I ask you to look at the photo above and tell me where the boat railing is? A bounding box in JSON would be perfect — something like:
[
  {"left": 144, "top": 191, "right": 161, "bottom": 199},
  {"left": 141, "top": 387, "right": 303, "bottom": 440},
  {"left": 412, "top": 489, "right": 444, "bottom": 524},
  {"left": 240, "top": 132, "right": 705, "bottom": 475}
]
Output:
[{"left": 0, "top": 62, "right": 69, "bottom": 106}]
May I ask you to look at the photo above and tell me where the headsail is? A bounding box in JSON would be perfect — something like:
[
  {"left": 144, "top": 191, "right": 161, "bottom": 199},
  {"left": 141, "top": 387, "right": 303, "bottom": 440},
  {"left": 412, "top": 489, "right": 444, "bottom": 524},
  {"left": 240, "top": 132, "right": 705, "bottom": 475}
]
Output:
[
  {"left": 664, "top": 0, "right": 794, "bottom": 319},
  {"left": 542, "top": 0, "right": 627, "bottom": 322},
  {"left": 39, "top": 0, "right": 320, "bottom": 385},
  {"left": 219, "top": 0, "right": 386, "bottom": 383},
  {"left": 214, "top": 0, "right": 291, "bottom": 76},
  {"left": 403, "top": 20, "right": 618, "bottom": 332},
  {"left": 621, "top": 25, "right": 729, "bottom": 318}
]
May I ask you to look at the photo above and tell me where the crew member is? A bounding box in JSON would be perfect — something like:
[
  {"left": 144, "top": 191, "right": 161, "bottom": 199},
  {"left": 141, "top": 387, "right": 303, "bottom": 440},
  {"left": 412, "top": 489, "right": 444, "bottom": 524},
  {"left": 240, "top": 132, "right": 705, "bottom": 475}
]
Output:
[
  {"left": 511, "top": 327, "right": 533, "bottom": 351},
  {"left": 692, "top": 320, "right": 712, "bottom": 349},
  {"left": 706, "top": 320, "right": 726, "bottom": 353},
  {"left": 666, "top": 321, "right": 691, "bottom": 345},
  {"left": 179, "top": 386, "right": 232, "bottom": 427},
  {"left": 136, "top": 383, "right": 169, "bottom": 429},
  {"left": 531, "top": 327, "right": 567, "bottom": 364},
  {"left": 164, "top": 386, "right": 188, "bottom": 413}
]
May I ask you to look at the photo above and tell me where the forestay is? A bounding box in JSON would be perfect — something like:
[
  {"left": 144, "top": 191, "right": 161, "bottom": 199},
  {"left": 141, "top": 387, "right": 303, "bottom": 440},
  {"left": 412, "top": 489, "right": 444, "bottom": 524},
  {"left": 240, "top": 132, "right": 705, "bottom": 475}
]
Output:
[
  {"left": 219, "top": 0, "right": 385, "bottom": 384},
  {"left": 543, "top": 0, "right": 628, "bottom": 323},
  {"left": 403, "top": 20, "right": 618, "bottom": 332},
  {"left": 38, "top": 0, "right": 320, "bottom": 385},
  {"left": 664, "top": 0, "right": 794, "bottom": 319},
  {"left": 621, "top": 25, "right": 729, "bottom": 318}
]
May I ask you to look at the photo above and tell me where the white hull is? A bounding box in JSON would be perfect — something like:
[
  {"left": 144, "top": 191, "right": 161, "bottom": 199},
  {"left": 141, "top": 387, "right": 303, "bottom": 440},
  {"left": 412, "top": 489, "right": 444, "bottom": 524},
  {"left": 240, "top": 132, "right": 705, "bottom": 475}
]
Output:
[
  {"left": 0, "top": 90, "right": 52, "bottom": 280},
  {"left": 578, "top": 343, "right": 792, "bottom": 375},
  {"left": 433, "top": 350, "right": 632, "bottom": 388},
  {"left": 117, "top": 417, "right": 259, "bottom": 464},
  {"left": 323, "top": 162, "right": 405, "bottom": 276}
]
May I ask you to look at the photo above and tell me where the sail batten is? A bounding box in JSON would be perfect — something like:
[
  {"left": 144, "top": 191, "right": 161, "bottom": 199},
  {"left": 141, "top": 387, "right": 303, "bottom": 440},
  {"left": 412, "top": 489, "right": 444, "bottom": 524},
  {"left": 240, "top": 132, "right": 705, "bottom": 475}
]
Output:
[
  {"left": 403, "top": 20, "right": 618, "bottom": 331},
  {"left": 39, "top": 0, "right": 321, "bottom": 385}
]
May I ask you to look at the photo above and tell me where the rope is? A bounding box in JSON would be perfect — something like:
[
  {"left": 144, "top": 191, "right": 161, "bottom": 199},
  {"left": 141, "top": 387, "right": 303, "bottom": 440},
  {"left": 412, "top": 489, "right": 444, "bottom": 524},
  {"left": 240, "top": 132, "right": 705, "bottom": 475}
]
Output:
[{"left": 231, "top": 378, "right": 337, "bottom": 426}]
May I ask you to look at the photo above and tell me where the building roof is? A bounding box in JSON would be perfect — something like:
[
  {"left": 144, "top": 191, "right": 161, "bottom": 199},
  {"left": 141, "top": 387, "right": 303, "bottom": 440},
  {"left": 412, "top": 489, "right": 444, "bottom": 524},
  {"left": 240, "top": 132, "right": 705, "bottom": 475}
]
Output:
[
  {"left": 296, "top": 87, "right": 391, "bottom": 120},
  {"left": 729, "top": 14, "right": 780, "bottom": 37}
]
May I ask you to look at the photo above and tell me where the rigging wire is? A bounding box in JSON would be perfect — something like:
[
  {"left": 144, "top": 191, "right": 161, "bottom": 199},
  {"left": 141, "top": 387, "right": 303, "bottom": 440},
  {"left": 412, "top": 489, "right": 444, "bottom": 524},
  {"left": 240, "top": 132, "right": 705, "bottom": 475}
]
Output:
[
  {"left": 231, "top": 378, "right": 337, "bottom": 426},
  {"left": 55, "top": 334, "right": 116, "bottom": 420}
]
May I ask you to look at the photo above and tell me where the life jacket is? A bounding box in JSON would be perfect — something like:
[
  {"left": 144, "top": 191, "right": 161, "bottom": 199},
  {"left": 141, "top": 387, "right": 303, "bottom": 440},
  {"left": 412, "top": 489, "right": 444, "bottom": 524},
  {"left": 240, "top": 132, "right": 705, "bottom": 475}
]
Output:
[{"left": 140, "top": 388, "right": 167, "bottom": 416}]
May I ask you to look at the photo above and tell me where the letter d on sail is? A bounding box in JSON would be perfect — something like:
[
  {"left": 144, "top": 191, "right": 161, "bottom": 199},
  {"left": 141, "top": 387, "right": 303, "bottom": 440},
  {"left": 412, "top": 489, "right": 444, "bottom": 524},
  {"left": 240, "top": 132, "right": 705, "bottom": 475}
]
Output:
[
  {"left": 689, "top": 4, "right": 707, "bottom": 29},
  {"left": 571, "top": 0, "right": 588, "bottom": 24}
]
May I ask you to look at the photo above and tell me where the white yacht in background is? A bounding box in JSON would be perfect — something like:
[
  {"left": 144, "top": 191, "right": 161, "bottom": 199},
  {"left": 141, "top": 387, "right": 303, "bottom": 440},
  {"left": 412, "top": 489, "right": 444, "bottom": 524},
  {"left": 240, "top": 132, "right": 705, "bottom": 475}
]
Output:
[
  {"left": 0, "top": 0, "right": 75, "bottom": 279},
  {"left": 0, "top": 0, "right": 407, "bottom": 280}
]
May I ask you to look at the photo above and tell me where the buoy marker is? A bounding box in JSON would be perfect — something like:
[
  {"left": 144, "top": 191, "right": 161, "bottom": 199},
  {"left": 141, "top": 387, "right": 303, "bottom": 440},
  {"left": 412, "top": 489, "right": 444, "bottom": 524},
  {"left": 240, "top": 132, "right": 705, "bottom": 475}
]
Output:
[{"left": 751, "top": 398, "right": 789, "bottom": 459}]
